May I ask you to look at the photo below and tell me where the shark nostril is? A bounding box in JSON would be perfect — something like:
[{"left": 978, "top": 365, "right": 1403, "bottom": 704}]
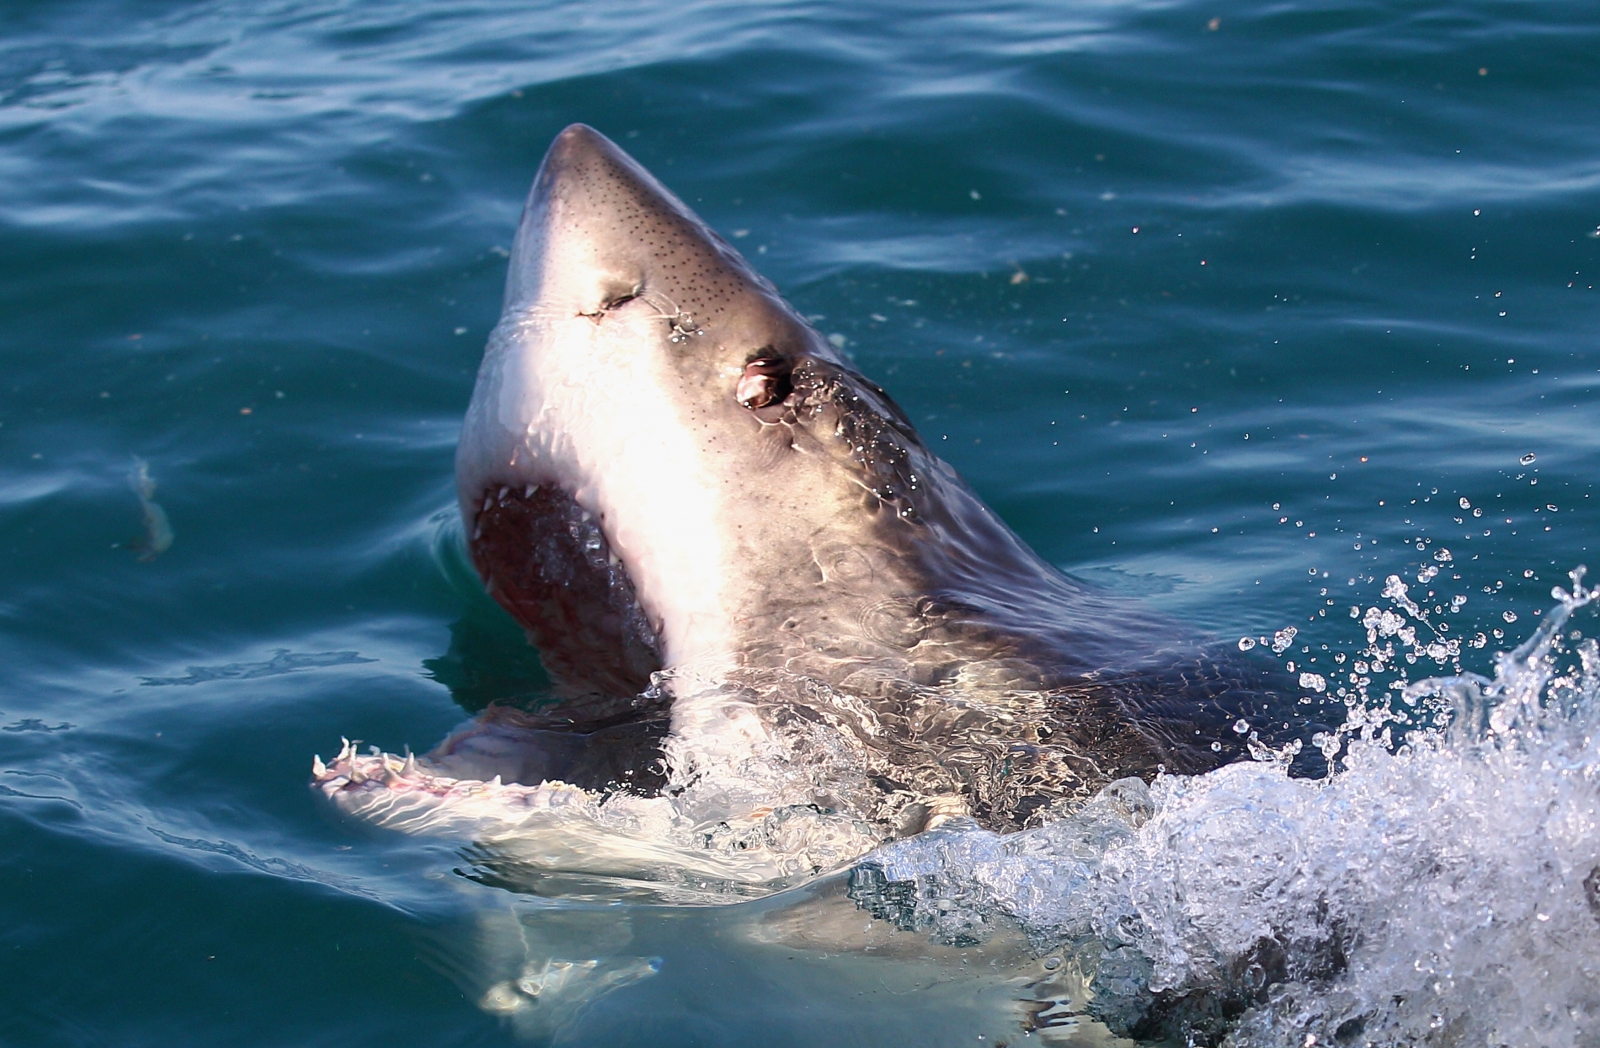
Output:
[{"left": 736, "top": 355, "right": 792, "bottom": 409}]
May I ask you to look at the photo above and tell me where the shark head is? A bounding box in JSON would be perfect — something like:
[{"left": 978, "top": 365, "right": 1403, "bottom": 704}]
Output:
[
  {"left": 457, "top": 127, "right": 1158, "bottom": 716},
  {"left": 459, "top": 125, "right": 1075, "bottom": 699}
]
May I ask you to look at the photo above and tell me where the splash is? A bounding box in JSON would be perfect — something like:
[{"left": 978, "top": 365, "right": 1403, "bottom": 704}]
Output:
[
  {"left": 857, "top": 568, "right": 1600, "bottom": 1046},
  {"left": 317, "top": 559, "right": 1600, "bottom": 1044}
]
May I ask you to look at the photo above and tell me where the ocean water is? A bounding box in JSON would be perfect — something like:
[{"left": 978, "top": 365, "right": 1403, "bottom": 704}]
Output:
[{"left": 4, "top": 1, "right": 1600, "bottom": 1045}]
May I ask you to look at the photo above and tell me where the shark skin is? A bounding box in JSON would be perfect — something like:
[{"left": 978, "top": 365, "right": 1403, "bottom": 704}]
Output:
[{"left": 320, "top": 125, "right": 1325, "bottom": 845}]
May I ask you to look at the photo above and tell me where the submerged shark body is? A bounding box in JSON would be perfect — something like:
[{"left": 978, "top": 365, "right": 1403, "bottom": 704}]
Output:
[{"left": 319, "top": 125, "right": 1320, "bottom": 848}]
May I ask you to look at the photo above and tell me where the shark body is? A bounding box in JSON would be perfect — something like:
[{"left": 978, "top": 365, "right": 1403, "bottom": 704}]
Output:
[{"left": 435, "top": 124, "right": 1316, "bottom": 836}]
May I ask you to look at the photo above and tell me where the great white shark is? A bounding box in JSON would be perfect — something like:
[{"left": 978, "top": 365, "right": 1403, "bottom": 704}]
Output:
[{"left": 316, "top": 124, "right": 1325, "bottom": 852}]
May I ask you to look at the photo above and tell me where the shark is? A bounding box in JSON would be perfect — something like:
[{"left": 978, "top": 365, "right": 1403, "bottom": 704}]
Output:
[{"left": 315, "top": 124, "right": 1323, "bottom": 861}]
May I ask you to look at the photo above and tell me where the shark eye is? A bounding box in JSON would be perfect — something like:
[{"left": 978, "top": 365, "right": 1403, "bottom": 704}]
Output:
[{"left": 736, "top": 355, "right": 792, "bottom": 409}]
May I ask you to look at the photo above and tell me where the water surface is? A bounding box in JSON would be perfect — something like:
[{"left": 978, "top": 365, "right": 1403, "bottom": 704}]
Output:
[{"left": 4, "top": 1, "right": 1600, "bottom": 1045}]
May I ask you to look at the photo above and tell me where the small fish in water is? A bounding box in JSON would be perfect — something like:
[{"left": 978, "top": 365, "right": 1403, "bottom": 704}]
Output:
[{"left": 127, "top": 457, "right": 174, "bottom": 562}]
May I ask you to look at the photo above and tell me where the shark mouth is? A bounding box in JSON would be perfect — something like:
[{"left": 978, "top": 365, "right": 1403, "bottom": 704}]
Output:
[{"left": 467, "top": 482, "right": 662, "bottom": 703}]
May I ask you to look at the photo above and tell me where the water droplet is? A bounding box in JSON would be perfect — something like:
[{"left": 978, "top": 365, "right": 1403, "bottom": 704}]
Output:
[
  {"left": 1233, "top": 718, "right": 1250, "bottom": 734},
  {"left": 1521, "top": 452, "right": 1536, "bottom": 465},
  {"left": 1238, "top": 637, "right": 1257, "bottom": 651}
]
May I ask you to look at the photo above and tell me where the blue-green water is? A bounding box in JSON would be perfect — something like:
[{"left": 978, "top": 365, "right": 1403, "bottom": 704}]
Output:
[{"left": 5, "top": 2, "right": 1600, "bottom": 1045}]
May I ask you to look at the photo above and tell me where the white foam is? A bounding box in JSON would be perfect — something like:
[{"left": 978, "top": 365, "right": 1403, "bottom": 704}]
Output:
[{"left": 862, "top": 569, "right": 1600, "bottom": 1045}]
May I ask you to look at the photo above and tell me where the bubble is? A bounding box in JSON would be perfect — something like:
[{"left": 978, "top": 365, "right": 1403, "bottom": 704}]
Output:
[
  {"left": 1503, "top": 611, "right": 1518, "bottom": 623},
  {"left": 1238, "top": 637, "right": 1257, "bottom": 651},
  {"left": 1299, "top": 672, "right": 1327, "bottom": 693},
  {"left": 1232, "top": 718, "right": 1250, "bottom": 734},
  {"left": 1459, "top": 497, "right": 1471, "bottom": 510},
  {"left": 1521, "top": 452, "right": 1536, "bottom": 465}
]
